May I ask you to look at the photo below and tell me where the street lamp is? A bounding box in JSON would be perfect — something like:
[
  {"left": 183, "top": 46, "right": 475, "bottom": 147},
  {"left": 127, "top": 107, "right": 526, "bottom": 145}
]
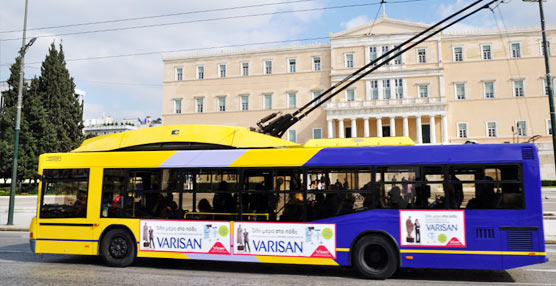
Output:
[{"left": 7, "top": 0, "right": 35, "bottom": 225}]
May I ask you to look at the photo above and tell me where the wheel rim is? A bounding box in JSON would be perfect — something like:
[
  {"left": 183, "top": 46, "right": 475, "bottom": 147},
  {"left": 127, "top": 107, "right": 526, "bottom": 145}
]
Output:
[
  {"left": 109, "top": 236, "right": 129, "bottom": 259},
  {"left": 363, "top": 244, "right": 388, "bottom": 271}
]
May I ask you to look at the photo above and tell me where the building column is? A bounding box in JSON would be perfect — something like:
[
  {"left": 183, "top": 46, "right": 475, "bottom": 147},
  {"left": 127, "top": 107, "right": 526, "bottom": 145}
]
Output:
[
  {"left": 376, "top": 117, "right": 383, "bottom": 137},
  {"left": 351, "top": 118, "right": 358, "bottom": 138},
  {"left": 416, "top": 116, "right": 423, "bottom": 144},
  {"left": 441, "top": 114, "right": 448, "bottom": 144},
  {"left": 339, "top": 119, "right": 345, "bottom": 138},
  {"left": 363, "top": 118, "right": 370, "bottom": 137},
  {"left": 327, "top": 119, "right": 334, "bottom": 138},
  {"left": 390, "top": 117, "right": 396, "bottom": 137},
  {"left": 403, "top": 116, "right": 409, "bottom": 137},
  {"left": 429, "top": 115, "right": 436, "bottom": 144}
]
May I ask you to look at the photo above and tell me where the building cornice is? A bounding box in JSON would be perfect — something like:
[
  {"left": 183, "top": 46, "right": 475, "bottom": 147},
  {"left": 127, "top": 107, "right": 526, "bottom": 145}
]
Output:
[{"left": 163, "top": 43, "right": 330, "bottom": 63}]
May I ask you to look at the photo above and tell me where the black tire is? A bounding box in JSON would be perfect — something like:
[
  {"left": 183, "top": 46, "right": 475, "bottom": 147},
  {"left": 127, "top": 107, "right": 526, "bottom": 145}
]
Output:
[
  {"left": 352, "top": 235, "right": 398, "bottom": 279},
  {"left": 101, "top": 228, "right": 136, "bottom": 267}
]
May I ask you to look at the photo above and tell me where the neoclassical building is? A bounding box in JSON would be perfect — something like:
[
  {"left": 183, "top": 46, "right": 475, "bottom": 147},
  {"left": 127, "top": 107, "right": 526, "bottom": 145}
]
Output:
[{"left": 162, "top": 16, "right": 555, "bottom": 175}]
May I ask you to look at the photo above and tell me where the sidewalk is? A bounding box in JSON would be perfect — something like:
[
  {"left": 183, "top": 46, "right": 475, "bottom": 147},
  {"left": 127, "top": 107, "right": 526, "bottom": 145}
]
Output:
[{"left": 0, "top": 196, "right": 36, "bottom": 231}]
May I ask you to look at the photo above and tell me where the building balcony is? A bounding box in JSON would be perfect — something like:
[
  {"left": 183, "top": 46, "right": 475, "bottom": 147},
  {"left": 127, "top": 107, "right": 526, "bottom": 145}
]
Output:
[{"left": 325, "top": 96, "right": 446, "bottom": 110}]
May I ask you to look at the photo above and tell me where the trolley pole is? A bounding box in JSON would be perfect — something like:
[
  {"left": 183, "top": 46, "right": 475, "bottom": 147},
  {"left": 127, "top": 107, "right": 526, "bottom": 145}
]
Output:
[{"left": 7, "top": 0, "right": 32, "bottom": 225}]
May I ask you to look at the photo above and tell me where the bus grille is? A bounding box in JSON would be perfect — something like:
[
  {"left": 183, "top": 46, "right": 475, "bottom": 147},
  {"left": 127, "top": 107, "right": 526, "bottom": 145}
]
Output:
[
  {"left": 506, "top": 230, "right": 533, "bottom": 250},
  {"left": 475, "top": 227, "right": 495, "bottom": 240},
  {"left": 521, "top": 147, "right": 535, "bottom": 160}
]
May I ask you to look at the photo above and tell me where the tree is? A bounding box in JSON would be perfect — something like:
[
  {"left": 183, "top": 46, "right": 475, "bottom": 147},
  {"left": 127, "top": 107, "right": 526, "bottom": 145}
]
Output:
[
  {"left": 38, "top": 42, "right": 83, "bottom": 152},
  {"left": 0, "top": 57, "right": 37, "bottom": 184}
]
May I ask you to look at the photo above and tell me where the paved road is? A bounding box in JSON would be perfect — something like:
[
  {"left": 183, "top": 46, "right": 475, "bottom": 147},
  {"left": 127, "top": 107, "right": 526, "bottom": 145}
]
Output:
[
  {"left": 0, "top": 231, "right": 555, "bottom": 286},
  {"left": 542, "top": 188, "right": 556, "bottom": 213}
]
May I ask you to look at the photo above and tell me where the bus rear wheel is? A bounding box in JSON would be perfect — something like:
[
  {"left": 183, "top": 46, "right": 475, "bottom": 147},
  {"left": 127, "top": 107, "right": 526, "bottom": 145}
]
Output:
[
  {"left": 352, "top": 235, "right": 398, "bottom": 279},
  {"left": 101, "top": 228, "right": 136, "bottom": 267}
]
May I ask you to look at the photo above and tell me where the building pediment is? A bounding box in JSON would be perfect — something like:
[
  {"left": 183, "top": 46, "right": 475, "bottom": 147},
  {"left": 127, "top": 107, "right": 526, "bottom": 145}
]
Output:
[{"left": 330, "top": 16, "right": 433, "bottom": 38}]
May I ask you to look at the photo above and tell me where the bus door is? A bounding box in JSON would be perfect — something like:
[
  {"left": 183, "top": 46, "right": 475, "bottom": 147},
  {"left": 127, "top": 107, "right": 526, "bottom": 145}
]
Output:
[{"left": 37, "top": 168, "right": 95, "bottom": 255}]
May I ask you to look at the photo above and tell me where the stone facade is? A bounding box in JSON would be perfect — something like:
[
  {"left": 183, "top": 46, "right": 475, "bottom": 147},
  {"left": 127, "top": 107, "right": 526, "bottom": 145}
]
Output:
[{"left": 162, "top": 16, "right": 556, "bottom": 178}]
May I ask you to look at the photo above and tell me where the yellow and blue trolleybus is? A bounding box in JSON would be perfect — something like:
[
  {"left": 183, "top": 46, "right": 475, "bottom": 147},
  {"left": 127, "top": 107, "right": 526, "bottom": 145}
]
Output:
[{"left": 29, "top": 124, "right": 546, "bottom": 279}]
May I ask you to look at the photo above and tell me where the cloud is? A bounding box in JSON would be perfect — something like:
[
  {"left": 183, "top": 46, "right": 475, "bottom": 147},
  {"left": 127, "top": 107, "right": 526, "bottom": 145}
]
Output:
[
  {"left": 0, "top": 0, "right": 326, "bottom": 121},
  {"left": 341, "top": 15, "right": 370, "bottom": 30}
]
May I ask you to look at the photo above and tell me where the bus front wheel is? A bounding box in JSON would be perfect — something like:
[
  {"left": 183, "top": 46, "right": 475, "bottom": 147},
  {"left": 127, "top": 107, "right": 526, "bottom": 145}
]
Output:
[
  {"left": 352, "top": 235, "right": 398, "bottom": 279},
  {"left": 101, "top": 228, "right": 136, "bottom": 267}
]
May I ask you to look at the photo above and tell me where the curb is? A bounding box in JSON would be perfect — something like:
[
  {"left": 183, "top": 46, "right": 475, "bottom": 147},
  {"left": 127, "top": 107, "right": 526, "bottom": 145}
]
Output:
[{"left": 0, "top": 227, "right": 28, "bottom": 231}]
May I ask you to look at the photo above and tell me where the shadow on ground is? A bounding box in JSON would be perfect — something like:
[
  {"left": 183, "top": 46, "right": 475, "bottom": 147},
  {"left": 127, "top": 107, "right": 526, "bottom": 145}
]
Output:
[{"left": 0, "top": 243, "right": 514, "bottom": 282}]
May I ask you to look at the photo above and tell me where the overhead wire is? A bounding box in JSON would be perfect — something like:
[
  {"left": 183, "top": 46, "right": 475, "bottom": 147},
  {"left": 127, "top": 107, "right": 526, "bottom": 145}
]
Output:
[
  {"left": 0, "top": 0, "right": 322, "bottom": 34},
  {"left": 490, "top": 3, "right": 532, "bottom": 140},
  {"left": 0, "top": 36, "right": 330, "bottom": 66},
  {"left": 0, "top": 0, "right": 427, "bottom": 42}
]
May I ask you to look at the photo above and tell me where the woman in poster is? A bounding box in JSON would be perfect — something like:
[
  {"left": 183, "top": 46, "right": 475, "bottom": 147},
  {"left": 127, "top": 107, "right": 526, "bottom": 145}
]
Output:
[
  {"left": 406, "top": 216, "right": 414, "bottom": 243},
  {"left": 237, "top": 225, "right": 244, "bottom": 251}
]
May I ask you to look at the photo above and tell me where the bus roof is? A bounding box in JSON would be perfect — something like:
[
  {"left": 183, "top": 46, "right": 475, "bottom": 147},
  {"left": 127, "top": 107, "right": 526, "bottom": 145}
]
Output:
[
  {"left": 304, "top": 137, "right": 414, "bottom": 147},
  {"left": 73, "top": 125, "right": 416, "bottom": 152},
  {"left": 73, "top": 124, "right": 300, "bottom": 152}
]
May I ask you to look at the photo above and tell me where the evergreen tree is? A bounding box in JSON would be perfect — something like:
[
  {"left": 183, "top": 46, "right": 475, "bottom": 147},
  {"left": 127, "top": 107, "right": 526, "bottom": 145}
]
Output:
[
  {"left": 0, "top": 57, "right": 36, "bottom": 183},
  {"left": 38, "top": 43, "right": 83, "bottom": 152}
]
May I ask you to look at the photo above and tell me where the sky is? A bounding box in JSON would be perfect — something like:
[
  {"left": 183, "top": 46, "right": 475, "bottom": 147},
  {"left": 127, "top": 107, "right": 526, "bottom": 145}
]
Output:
[{"left": 1, "top": 0, "right": 555, "bottom": 122}]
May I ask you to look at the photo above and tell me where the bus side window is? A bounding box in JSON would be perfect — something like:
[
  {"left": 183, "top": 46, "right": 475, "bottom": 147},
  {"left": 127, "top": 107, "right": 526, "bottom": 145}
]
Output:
[
  {"left": 376, "top": 166, "right": 418, "bottom": 210},
  {"left": 449, "top": 165, "right": 524, "bottom": 210}
]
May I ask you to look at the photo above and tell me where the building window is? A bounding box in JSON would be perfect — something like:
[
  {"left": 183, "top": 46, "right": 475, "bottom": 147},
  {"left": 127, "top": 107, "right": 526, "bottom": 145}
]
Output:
[
  {"left": 457, "top": 123, "right": 468, "bottom": 138},
  {"left": 484, "top": 81, "right": 495, "bottom": 98},
  {"left": 288, "top": 58, "right": 296, "bottom": 73},
  {"left": 313, "top": 56, "right": 321, "bottom": 71},
  {"left": 345, "top": 53, "right": 354, "bottom": 68},
  {"left": 173, "top": 99, "right": 182, "bottom": 114},
  {"left": 541, "top": 40, "right": 552, "bottom": 56},
  {"left": 455, "top": 83, "right": 466, "bottom": 100},
  {"left": 481, "top": 44, "right": 492, "bottom": 60},
  {"left": 263, "top": 94, "right": 272, "bottom": 110},
  {"left": 218, "top": 97, "right": 226, "bottom": 112},
  {"left": 312, "top": 128, "right": 322, "bottom": 139},
  {"left": 175, "top": 67, "right": 183, "bottom": 81},
  {"left": 383, "top": 79, "right": 391, "bottom": 99},
  {"left": 453, "top": 46, "right": 463, "bottom": 62},
  {"left": 312, "top": 91, "right": 322, "bottom": 107},
  {"left": 417, "top": 48, "right": 426, "bottom": 63},
  {"left": 240, "top": 95, "right": 249, "bottom": 111},
  {"left": 369, "top": 46, "right": 377, "bottom": 65},
  {"left": 418, "top": 84, "right": 429, "bottom": 98},
  {"left": 543, "top": 78, "right": 555, "bottom": 96},
  {"left": 288, "top": 92, "right": 297, "bottom": 109},
  {"left": 547, "top": 119, "right": 552, "bottom": 135},
  {"left": 196, "top": 65, "right": 204, "bottom": 80},
  {"left": 393, "top": 45, "right": 402, "bottom": 65},
  {"left": 516, "top": 120, "right": 527, "bottom": 136},
  {"left": 394, "top": 78, "right": 403, "bottom": 99},
  {"left": 195, "top": 98, "right": 204, "bottom": 113},
  {"left": 370, "top": 80, "right": 378, "bottom": 99},
  {"left": 264, "top": 60, "right": 273, "bottom": 75},
  {"left": 241, "top": 62, "right": 249, "bottom": 76},
  {"left": 288, "top": 130, "right": 297, "bottom": 143},
  {"left": 346, "top": 89, "right": 355, "bottom": 101},
  {"left": 486, "top": 121, "right": 497, "bottom": 137},
  {"left": 513, "top": 80, "right": 524, "bottom": 97},
  {"left": 218, "top": 64, "right": 227, "bottom": 78},
  {"left": 511, "top": 42, "right": 521, "bottom": 58},
  {"left": 381, "top": 46, "right": 390, "bottom": 65}
]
